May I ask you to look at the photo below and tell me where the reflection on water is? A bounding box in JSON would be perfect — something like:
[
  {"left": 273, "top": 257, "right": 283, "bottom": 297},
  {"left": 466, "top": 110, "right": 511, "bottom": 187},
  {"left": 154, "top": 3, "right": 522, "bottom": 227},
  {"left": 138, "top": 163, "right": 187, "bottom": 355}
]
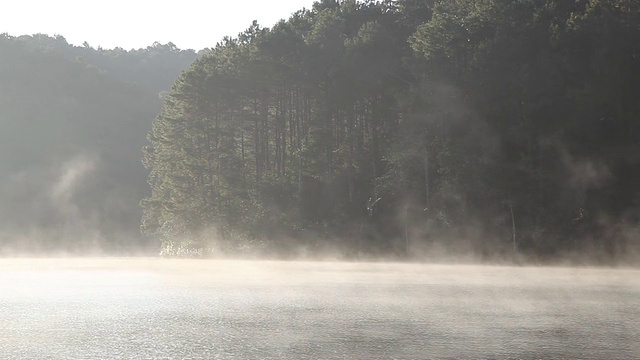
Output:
[{"left": 0, "top": 259, "right": 639, "bottom": 359}]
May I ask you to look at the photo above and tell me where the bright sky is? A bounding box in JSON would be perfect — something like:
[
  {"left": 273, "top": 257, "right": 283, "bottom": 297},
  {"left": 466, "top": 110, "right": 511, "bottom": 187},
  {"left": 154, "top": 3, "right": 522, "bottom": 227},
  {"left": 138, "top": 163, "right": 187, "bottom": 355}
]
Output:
[{"left": 1, "top": 0, "right": 316, "bottom": 50}]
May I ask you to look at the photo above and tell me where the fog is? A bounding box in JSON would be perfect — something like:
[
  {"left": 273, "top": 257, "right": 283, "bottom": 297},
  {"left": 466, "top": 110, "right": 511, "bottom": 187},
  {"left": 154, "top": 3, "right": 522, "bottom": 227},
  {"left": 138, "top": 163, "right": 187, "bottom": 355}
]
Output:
[{"left": 1, "top": 4, "right": 640, "bottom": 357}]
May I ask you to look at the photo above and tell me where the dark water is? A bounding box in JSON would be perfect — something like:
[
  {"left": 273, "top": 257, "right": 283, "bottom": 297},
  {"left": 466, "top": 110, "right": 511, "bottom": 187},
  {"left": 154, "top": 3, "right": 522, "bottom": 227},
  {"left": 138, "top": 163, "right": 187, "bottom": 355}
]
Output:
[{"left": 0, "top": 259, "right": 638, "bottom": 359}]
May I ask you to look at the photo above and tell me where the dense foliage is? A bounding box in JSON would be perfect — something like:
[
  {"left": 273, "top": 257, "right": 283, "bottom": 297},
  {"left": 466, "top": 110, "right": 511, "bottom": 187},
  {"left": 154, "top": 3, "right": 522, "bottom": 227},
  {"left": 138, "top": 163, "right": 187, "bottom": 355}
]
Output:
[
  {"left": 142, "top": 0, "right": 640, "bottom": 262},
  {"left": 0, "top": 34, "right": 196, "bottom": 254}
]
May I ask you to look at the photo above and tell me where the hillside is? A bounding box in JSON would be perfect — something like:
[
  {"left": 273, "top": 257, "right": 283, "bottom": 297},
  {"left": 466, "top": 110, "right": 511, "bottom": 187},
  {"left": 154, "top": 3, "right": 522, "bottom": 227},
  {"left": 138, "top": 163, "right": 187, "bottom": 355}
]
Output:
[{"left": 0, "top": 34, "right": 196, "bottom": 253}]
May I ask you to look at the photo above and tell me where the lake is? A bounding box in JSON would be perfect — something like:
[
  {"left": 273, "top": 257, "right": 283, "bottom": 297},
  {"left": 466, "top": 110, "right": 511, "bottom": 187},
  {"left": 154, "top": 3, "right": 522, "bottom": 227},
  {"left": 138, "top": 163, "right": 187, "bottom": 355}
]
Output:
[{"left": 0, "top": 258, "right": 638, "bottom": 359}]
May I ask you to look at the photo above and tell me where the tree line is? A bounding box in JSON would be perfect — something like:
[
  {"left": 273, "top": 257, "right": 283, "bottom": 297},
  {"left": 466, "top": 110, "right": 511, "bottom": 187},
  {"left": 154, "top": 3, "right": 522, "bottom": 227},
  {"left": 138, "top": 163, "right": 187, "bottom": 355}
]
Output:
[{"left": 138, "top": 0, "right": 637, "bottom": 262}]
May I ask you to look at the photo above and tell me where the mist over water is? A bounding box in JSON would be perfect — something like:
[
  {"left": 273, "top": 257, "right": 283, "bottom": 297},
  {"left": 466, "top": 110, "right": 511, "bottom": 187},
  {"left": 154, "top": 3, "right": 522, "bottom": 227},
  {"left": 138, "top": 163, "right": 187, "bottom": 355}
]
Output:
[{"left": 1, "top": 258, "right": 638, "bottom": 359}]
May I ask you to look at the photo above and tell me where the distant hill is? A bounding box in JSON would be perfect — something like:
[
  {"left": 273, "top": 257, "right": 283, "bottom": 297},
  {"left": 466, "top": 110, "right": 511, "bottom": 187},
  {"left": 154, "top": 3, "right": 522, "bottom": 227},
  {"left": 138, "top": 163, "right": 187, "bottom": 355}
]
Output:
[
  {"left": 0, "top": 33, "right": 197, "bottom": 254},
  {"left": 11, "top": 34, "right": 199, "bottom": 94}
]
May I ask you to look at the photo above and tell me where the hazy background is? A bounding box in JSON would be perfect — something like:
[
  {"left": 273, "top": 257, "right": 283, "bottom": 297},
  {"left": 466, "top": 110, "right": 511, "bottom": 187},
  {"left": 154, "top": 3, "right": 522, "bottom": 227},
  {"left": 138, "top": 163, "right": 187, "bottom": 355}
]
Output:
[{"left": 0, "top": 35, "right": 198, "bottom": 253}]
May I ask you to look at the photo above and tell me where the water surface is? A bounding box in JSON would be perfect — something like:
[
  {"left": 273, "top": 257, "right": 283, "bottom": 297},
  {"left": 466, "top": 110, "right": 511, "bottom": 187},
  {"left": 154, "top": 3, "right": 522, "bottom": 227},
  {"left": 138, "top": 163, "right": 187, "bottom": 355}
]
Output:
[{"left": 0, "top": 258, "right": 638, "bottom": 359}]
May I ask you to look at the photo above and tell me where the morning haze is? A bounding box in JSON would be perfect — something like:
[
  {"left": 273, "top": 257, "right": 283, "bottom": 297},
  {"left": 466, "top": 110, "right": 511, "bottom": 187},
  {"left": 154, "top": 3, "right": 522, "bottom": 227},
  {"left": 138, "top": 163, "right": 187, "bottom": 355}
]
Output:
[{"left": 1, "top": 1, "right": 639, "bottom": 358}]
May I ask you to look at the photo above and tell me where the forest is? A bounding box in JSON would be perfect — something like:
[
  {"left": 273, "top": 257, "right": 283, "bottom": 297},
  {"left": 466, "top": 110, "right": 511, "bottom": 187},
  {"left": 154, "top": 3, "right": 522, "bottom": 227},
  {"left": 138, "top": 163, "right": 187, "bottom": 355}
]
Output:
[
  {"left": 0, "top": 33, "right": 197, "bottom": 253},
  {"left": 142, "top": 0, "right": 640, "bottom": 263},
  {"left": 1, "top": 0, "right": 639, "bottom": 264}
]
